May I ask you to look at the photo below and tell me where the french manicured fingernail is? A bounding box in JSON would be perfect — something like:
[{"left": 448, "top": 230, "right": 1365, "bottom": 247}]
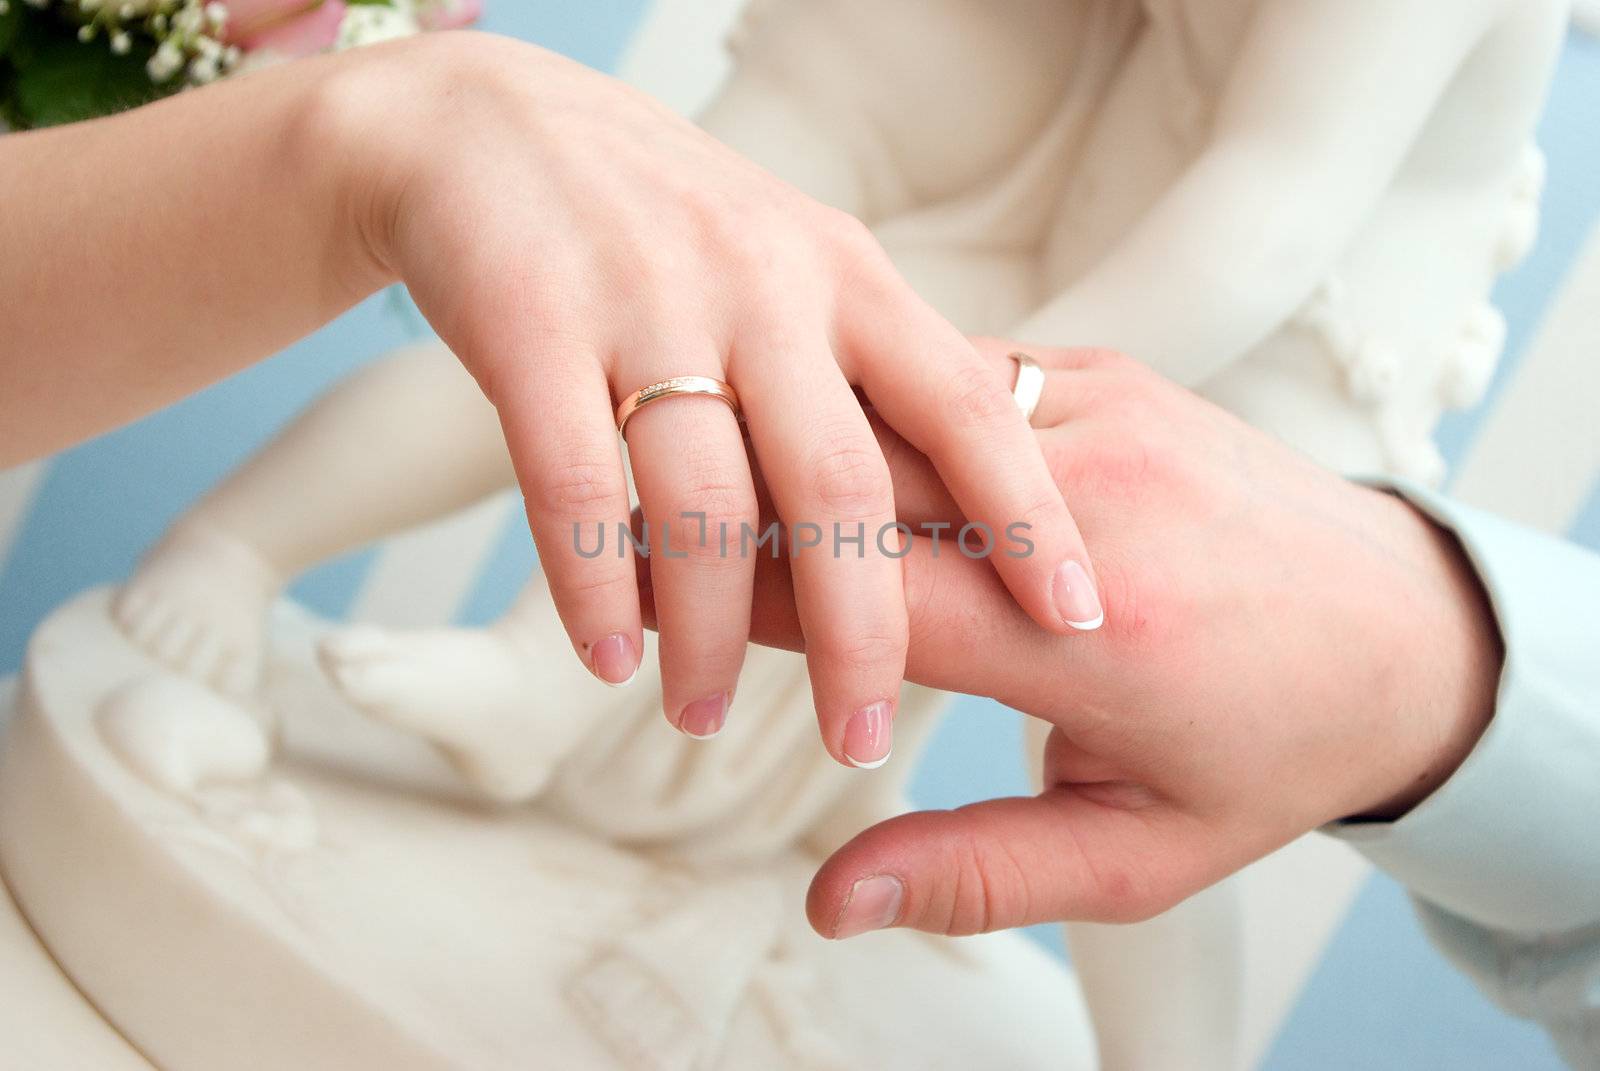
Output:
[
  {"left": 843, "top": 699, "right": 893, "bottom": 769},
  {"left": 833, "top": 874, "right": 904, "bottom": 939},
  {"left": 591, "top": 632, "right": 638, "bottom": 687},
  {"left": 679, "top": 693, "right": 729, "bottom": 740},
  {"left": 1052, "top": 560, "right": 1104, "bottom": 631}
]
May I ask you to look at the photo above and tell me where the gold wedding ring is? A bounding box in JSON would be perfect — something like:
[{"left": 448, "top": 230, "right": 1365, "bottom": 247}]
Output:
[
  {"left": 615, "top": 376, "right": 742, "bottom": 437},
  {"left": 1009, "top": 352, "right": 1044, "bottom": 424}
]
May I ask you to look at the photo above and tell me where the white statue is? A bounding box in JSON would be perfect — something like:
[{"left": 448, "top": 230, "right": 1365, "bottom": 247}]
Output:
[
  {"left": 0, "top": 0, "right": 1566, "bottom": 1067},
  {"left": 1, "top": 589, "right": 1096, "bottom": 1069}
]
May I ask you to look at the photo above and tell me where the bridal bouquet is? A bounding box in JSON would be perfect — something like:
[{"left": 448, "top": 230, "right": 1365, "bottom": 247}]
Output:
[{"left": 0, "top": 0, "right": 480, "bottom": 129}]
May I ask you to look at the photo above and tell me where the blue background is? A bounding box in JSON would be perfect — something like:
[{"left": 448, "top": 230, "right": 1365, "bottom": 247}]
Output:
[{"left": 2, "top": 7, "right": 1596, "bottom": 1068}]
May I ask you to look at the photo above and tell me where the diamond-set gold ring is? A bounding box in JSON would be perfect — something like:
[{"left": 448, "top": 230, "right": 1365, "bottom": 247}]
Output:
[{"left": 614, "top": 376, "right": 742, "bottom": 438}]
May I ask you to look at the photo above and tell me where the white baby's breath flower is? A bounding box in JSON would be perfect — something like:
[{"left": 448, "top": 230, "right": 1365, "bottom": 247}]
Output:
[
  {"left": 203, "top": 1, "right": 225, "bottom": 30},
  {"left": 190, "top": 53, "right": 220, "bottom": 83},
  {"left": 111, "top": 30, "right": 132, "bottom": 53},
  {"left": 147, "top": 39, "right": 184, "bottom": 82},
  {"left": 173, "top": 2, "right": 202, "bottom": 34},
  {"left": 335, "top": 5, "right": 422, "bottom": 50}
]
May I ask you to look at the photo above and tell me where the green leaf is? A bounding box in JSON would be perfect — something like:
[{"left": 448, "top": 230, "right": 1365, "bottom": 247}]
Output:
[
  {"left": 0, "top": 2, "right": 22, "bottom": 58},
  {"left": 1, "top": 0, "right": 48, "bottom": 69},
  {"left": 10, "top": 32, "right": 168, "bottom": 128},
  {"left": 0, "top": 66, "right": 20, "bottom": 130}
]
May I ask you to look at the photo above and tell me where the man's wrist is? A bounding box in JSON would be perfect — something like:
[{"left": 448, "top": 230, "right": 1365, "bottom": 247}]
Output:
[{"left": 1351, "top": 489, "right": 1502, "bottom": 821}]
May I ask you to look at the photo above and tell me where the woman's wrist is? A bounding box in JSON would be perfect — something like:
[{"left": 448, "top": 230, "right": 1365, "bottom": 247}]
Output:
[
  {"left": 286, "top": 33, "right": 501, "bottom": 299},
  {"left": 293, "top": 31, "right": 583, "bottom": 299},
  {"left": 281, "top": 42, "right": 417, "bottom": 300}
]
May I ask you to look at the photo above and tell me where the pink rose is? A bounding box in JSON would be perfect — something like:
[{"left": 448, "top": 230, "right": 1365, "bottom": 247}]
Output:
[
  {"left": 222, "top": 0, "right": 324, "bottom": 40},
  {"left": 235, "top": 0, "right": 347, "bottom": 57},
  {"left": 418, "top": 0, "right": 483, "bottom": 31}
]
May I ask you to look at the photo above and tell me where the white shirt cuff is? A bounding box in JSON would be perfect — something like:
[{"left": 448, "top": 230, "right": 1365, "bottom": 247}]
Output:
[{"left": 1327, "top": 480, "right": 1600, "bottom": 934}]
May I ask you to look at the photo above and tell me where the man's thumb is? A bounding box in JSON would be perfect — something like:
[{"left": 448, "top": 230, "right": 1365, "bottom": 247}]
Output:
[{"left": 807, "top": 787, "right": 1201, "bottom": 938}]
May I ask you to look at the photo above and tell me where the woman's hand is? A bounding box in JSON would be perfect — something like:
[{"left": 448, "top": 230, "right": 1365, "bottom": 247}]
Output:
[
  {"left": 0, "top": 29, "right": 1093, "bottom": 767},
  {"left": 737, "top": 345, "right": 1502, "bottom": 935},
  {"left": 328, "top": 34, "right": 1099, "bottom": 765}
]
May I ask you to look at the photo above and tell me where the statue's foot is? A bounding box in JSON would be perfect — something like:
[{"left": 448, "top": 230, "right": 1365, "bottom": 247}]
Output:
[
  {"left": 113, "top": 519, "right": 281, "bottom": 696},
  {"left": 317, "top": 624, "right": 564, "bottom": 803},
  {"left": 568, "top": 875, "right": 788, "bottom": 1071}
]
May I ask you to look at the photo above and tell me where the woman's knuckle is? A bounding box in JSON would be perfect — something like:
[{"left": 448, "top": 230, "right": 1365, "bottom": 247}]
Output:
[
  {"left": 695, "top": 191, "right": 788, "bottom": 257},
  {"left": 815, "top": 629, "right": 906, "bottom": 673},
  {"left": 537, "top": 457, "right": 626, "bottom": 518},
  {"left": 807, "top": 439, "right": 892, "bottom": 516},
  {"left": 942, "top": 363, "right": 1016, "bottom": 431},
  {"left": 558, "top": 564, "right": 635, "bottom": 600},
  {"left": 627, "top": 241, "right": 685, "bottom": 293},
  {"left": 679, "top": 475, "right": 756, "bottom": 520},
  {"left": 663, "top": 481, "right": 756, "bottom": 556},
  {"left": 819, "top": 209, "right": 898, "bottom": 290},
  {"left": 1011, "top": 490, "right": 1065, "bottom": 535}
]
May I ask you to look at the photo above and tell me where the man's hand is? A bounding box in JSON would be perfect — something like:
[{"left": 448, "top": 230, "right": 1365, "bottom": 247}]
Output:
[{"left": 739, "top": 345, "right": 1502, "bottom": 939}]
